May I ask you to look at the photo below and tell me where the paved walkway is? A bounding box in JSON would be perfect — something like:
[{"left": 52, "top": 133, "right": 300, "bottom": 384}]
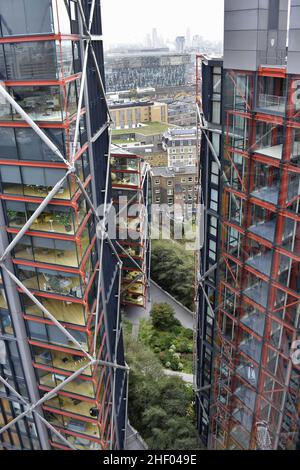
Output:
[
  {"left": 126, "top": 423, "right": 148, "bottom": 450},
  {"left": 126, "top": 280, "right": 194, "bottom": 330},
  {"left": 163, "top": 369, "right": 194, "bottom": 384}
]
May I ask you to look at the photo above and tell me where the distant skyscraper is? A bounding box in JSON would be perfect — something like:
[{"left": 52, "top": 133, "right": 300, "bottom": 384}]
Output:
[
  {"left": 175, "top": 36, "right": 185, "bottom": 54},
  {"left": 152, "top": 28, "right": 158, "bottom": 49},
  {"left": 186, "top": 28, "right": 191, "bottom": 48},
  {"left": 146, "top": 34, "right": 152, "bottom": 49}
]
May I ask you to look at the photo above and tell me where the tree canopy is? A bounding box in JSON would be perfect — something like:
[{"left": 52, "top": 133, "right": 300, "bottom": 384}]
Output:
[
  {"left": 151, "top": 240, "right": 195, "bottom": 310},
  {"left": 124, "top": 324, "right": 202, "bottom": 450}
]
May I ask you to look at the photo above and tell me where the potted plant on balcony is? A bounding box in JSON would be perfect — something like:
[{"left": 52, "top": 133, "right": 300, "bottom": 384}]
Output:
[
  {"left": 54, "top": 212, "right": 72, "bottom": 233},
  {"left": 7, "top": 210, "right": 18, "bottom": 223}
]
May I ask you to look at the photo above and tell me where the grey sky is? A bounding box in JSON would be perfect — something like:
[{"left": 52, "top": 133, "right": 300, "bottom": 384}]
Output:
[{"left": 102, "top": 0, "right": 224, "bottom": 46}]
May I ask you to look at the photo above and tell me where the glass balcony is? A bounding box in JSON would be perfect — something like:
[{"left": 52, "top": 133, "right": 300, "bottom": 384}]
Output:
[
  {"left": 256, "top": 76, "right": 287, "bottom": 115},
  {"left": 251, "top": 184, "right": 279, "bottom": 205},
  {"left": 23, "top": 296, "right": 87, "bottom": 326},
  {"left": 230, "top": 425, "right": 250, "bottom": 449},
  {"left": 5, "top": 198, "right": 88, "bottom": 235},
  {"left": 14, "top": 232, "right": 89, "bottom": 268},
  {"left": 240, "top": 337, "right": 262, "bottom": 363},
  {"left": 236, "top": 363, "right": 258, "bottom": 387},
  {"left": 123, "top": 293, "right": 144, "bottom": 306},
  {"left": 0, "top": 40, "right": 80, "bottom": 81},
  {"left": 45, "top": 413, "right": 102, "bottom": 441},
  {"left": 37, "top": 370, "right": 96, "bottom": 400},
  {"left": 110, "top": 155, "right": 139, "bottom": 172},
  {"left": 27, "top": 320, "right": 89, "bottom": 352},
  {"left": 0, "top": 165, "right": 79, "bottom": 200},
  {"left": 257, "top": 94, "right": 286, "bottom": 114},
  {"left": 18, "top": 265, "right": 85, "bottom": 299},
  {"left": 248, "top": 217, "right": 294, "bottom": 244},
  {"left": 234, "top": 385, "right": 256, "bottom": 412},
  {"left": 0, "top": 82, "right": 79, "bottom": 123},
  {"left": 51, "top": 431, "right": 102, "bottom": 450},
  {"left": 111, "top": 171, "right": 139, "bottom": 188},
  {"left": 32, "top": 346, "right": 93, "bottom": 376},
  {"left": 245, "top": 251, "right": 290, "bottom": 278},
  {"left": 243, "top": 279, "right": 269, "bottom": 309},
  {"left": 254, "top": 143, "right": 283, "bottom": 160},
  {"left": 255, "top": 121, "right": 284, "bottom": 158},
  {"left": 240, "top": 310, "right": 265, "bottom": 337},
  {"left": 44, "top": 395, "right": 100, "bottom": 422}
]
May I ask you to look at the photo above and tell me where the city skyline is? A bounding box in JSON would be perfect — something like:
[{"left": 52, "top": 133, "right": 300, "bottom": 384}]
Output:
[{"left": 102, "top": 0, "right": 224, "bottom": 48}]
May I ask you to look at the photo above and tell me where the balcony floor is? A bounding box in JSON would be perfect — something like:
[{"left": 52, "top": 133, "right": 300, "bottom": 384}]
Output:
[
  {"left": 45, "top": 395, "right": 98, "bottom": 421},
  {"left": 251, "top": 185, "right": 279, "bottom": 205},
  {"left": 245, "top": 251, "right": 290, "bottom": 277},
  {"left": 35, "top": 350, "right": 92, "bottom": 376},
  {"left": 241, "top": 312, "right": 265, "bottom": 337},
  {"left": 249, "top": 218, "right": 294, "bottom": 243},
  {"left": 243, "top": 282, "right": 269, "bottom": 308},
  {"left": 22, "top": 274, "right": 82, "bottom": 299},
  {"left": 255, "top": 144, "right": 282, "bottom": 160},
  {"left": 3, "top": 184, "right": 71, "bottom": 200},
  {"left": 234, "top": 386, "right": 256, "bottom": 411},
  {"left": 49, "top": 415, "right": 101, "bottom": 440},
  {"left": 40, "top": 372, "right": 95, "bottom": 398},
  {"left": 236, "top": 364, "right": 258, "bottom": 387},
  {"left": 27, "top": 298, "right": 86, "bottom": 326}
]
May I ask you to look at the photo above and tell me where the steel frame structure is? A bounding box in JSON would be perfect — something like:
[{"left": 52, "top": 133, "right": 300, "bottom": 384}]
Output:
[
  {"left": 111, "top": 150, "right": 151, "bottom": 310},
  {"left": 0, "top": 0, "right": 128, "bottom": 451},
  {"left": 196, "top": 54, "right": 300, "bottom": 449}
]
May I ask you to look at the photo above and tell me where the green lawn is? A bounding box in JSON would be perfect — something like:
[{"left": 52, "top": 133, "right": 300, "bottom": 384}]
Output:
[{"left": 112, "top": 121, "right": 176, "bottom": 137}]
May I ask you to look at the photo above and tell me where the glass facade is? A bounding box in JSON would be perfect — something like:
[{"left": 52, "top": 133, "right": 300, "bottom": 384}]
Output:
[
  {"left": 0, "top": 0, "right": 127, "bottom": 451},
  {"left": 209, "top": 66, "right": 300, "bottom": 450},
  {"left": 111, "top": 151, "right": 149, "bottom": 309}
]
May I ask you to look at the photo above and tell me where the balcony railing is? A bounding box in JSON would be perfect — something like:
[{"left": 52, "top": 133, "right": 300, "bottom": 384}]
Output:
[{"left": 258, "top": 94, "right": 286, "bottom": 114}]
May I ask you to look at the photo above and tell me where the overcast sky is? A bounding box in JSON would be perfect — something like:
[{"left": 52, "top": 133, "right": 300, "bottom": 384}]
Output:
[{"left": 102, "top": 0, "right": 224, "bottom": 47}]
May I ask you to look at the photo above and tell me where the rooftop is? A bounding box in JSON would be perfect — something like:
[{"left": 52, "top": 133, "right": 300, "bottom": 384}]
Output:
[
  {"left": 151, "top": 165, "right": 197, "bottom": 178},
  {"left": 109, "top": 100, "right": 164, "bottom": 110},
  {"left": 112, "top": 122, "right": 176, "bottom": 137},
  {"left": 163, "top": 127, "right": 197, "bottom": 139}
]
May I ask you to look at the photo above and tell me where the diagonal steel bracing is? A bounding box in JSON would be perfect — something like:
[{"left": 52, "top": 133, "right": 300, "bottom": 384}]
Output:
[{"left": 0, "top": 2, "right": 128, "bottom": 451}]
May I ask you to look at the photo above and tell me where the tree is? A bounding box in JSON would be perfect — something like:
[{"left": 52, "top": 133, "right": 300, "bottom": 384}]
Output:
[
  {"left": 151, "top": 240, "right": 195, "bottom": 310},
  {"left": 150, "top": 303, "right": 180, "bottom": 331},
  {"left": 123, "top": 326, "right": 202, "bottom": 450}
]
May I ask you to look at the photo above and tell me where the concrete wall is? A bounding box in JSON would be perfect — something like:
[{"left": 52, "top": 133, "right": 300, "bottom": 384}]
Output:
[
  {"left": 287, "top": 0, "right": 300, "bottom": 74},
  {"left": 224, "top": 0, "right": 289, "bottom": 70}
]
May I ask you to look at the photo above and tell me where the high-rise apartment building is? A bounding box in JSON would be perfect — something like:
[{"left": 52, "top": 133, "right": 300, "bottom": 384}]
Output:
[
  {"left": 111, "top": 148, "right": 150, "bottom": 310},
  {"left": 197, "top": 0, "right": 300, "bottom": 450},
  {"left": 195, "top": 55, "right": 223, "bottom": 448},
  {"left": 0, "top": 0, "right": 128, "bottom": 451}
]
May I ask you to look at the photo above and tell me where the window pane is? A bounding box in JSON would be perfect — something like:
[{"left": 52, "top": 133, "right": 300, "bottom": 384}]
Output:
[{"left": 0, "top": 0, "right": 53, "bottom": 37}]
